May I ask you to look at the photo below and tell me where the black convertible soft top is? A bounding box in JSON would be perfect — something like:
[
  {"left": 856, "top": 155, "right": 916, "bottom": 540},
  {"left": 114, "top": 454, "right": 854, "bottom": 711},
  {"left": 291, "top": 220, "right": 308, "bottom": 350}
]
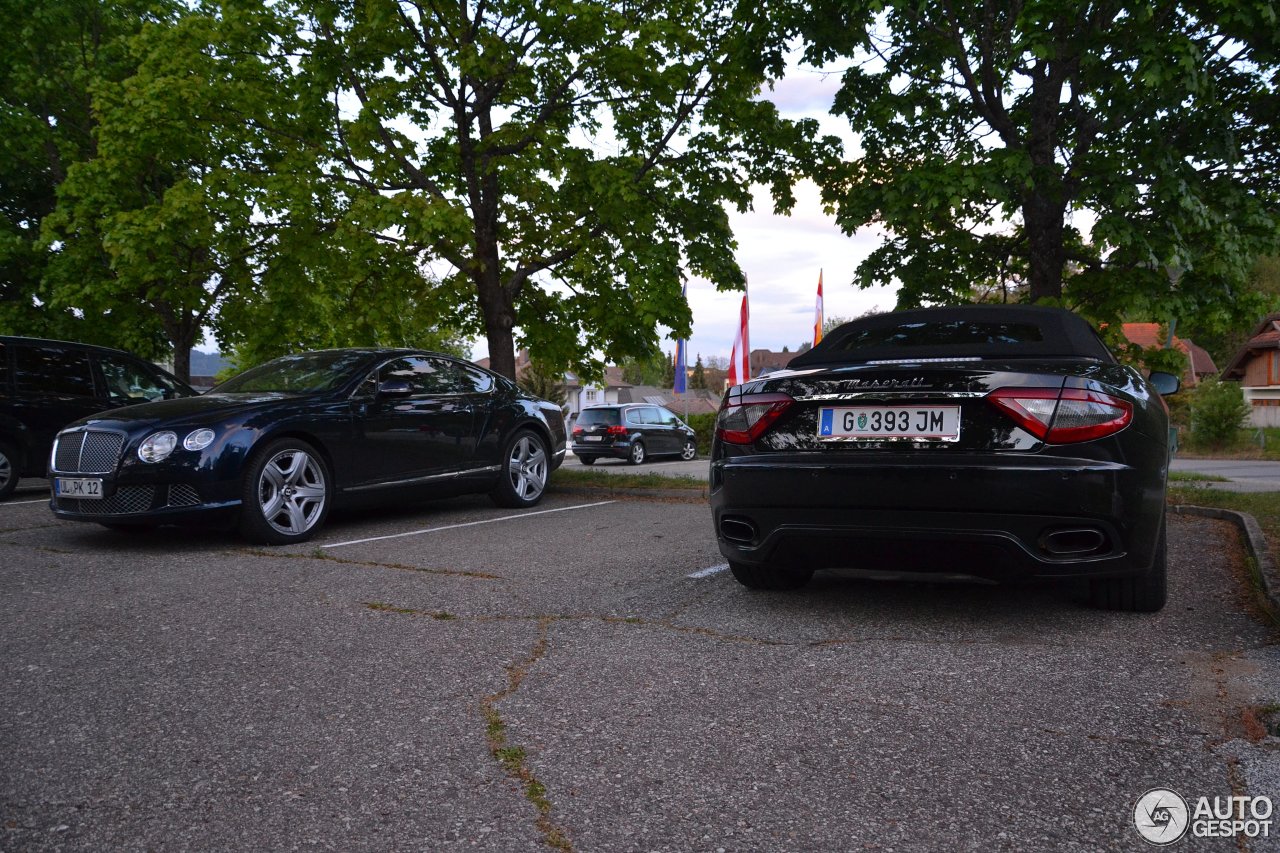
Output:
[{"left": 788, "top": 304, "right": 1115, "bottom": 367}]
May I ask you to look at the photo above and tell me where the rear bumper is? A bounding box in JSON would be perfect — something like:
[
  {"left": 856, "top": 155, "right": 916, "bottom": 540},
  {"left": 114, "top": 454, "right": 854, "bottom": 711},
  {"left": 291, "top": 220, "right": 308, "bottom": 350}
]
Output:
[
  {"left": 710, "top": 452, "right": 1166, "bottom": 580},
  {"left": 571, "top": 440, "right": 632, "bottom": 459}
]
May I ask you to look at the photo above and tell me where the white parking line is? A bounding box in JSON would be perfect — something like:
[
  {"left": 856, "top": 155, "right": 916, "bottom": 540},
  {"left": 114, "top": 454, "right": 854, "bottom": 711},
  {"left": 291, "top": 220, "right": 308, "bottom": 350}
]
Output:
[
  {"left": 5, "top": 498, "right": 49, "bottom": 506},
  {"left": 687, "top": 563, "right": 728, "bottom": 579},
  {"left": 321, "top": 500, "right": 618, "bottom": 549}
]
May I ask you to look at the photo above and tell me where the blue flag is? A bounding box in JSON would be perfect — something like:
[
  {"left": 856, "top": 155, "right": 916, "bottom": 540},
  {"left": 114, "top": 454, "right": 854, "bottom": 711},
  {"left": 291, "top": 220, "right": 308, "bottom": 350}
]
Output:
[
  {"left": 673, "top": 283, "right": 688, "bottom": 394},
  {"left": 673, "top": 337, "right": 687, "bottom": 394}
]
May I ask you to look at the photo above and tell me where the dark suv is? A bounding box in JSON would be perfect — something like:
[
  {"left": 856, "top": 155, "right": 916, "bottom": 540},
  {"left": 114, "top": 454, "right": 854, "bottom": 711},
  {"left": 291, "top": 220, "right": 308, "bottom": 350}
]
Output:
[
  {"left": 0, "top": 336, "right": 196, "bottom": 499},
  {"left": 571, "top": 403, "right": 697, "bottom": 465}
]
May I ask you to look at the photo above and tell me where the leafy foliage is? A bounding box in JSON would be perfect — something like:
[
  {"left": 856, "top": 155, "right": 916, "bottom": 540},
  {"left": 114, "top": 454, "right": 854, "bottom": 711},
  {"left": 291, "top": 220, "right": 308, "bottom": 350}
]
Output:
[
  {"left": 519, "top": 359, "right": 568, "bottom": 407},
  {"left": 795, "top": 0, "right": 1280, "bottom": 336},
  {"left": 292, "top": 0, "right": 812, "bottom": 379},
  {"left": 1189, "top": 376, "right": 1251, "bottom": 448},
  {"left": 0, "top": 0, "right": 182, "bottom": 349}
]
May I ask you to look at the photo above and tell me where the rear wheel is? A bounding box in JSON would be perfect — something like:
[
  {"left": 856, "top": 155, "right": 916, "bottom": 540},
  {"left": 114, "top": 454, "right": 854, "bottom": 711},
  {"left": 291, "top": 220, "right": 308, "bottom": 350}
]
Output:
[
  {"left": 238, "top": 439, "right": 330, "bottom": 545},
  {"left": 491, "top": 430, "right": 549, "bottom": 508},
  {"left": 680, "top": 439, "right": 697, "bottom": 461},
  {"left": 729, "top": 561, "right": 814, "bottom": 591},
  {"left": 0, "top": 441, "right": 17, "bottom": 500},
  {"left": 1088, "top": 516, "right": 1167, "bottom": 612},
  {"left": 628, "top": 440, "right": 646, "bottom": 465},
  {"left": 577, "top": 455, "right": 596, "bottom": 465}
]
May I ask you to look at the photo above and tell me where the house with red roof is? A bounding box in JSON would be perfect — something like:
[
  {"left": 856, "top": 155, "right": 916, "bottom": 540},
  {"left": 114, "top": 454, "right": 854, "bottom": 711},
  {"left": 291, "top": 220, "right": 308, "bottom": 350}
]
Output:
[
  {"left": 1119, "top": 323, "right": 1218, "bottom": 387},
  {"left": 1221, "top": 313, "right": 1280, "bottom": 426}
]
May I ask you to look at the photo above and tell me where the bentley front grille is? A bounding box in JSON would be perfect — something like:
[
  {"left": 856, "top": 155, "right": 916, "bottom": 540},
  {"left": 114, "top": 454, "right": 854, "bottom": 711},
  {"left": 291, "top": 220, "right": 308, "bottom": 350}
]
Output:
[{"left": 53, "top": 431, "right": 125, "bottom": 475}]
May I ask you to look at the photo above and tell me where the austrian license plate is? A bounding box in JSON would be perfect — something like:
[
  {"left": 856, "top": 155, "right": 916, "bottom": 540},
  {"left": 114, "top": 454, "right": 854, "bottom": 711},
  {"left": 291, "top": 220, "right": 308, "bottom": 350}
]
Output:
[
  {"left": 582, "top": 435, "right": 603, "bottom": 442},
  {"left": 818, "top": 406, "right": 961, "bottom": 441},
  {"left": 55, "top": 477, "right": 104, "bottom": 498}
]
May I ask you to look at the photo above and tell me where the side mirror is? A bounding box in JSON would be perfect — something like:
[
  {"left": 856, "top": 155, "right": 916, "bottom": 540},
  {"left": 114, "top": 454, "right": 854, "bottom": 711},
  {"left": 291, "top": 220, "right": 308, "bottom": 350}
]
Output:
[
  {"left": 1148, "top": 371, "right": 1181, "bottom": 396},
  {"left": 377, "top": 379, "right": 414, "bottom": 397}
]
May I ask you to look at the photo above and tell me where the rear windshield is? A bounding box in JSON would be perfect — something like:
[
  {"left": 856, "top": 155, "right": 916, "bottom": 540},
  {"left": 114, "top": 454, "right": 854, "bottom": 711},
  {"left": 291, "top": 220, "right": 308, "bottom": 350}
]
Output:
[
  {"left": 789, "top": 306, "right": 1113, "bottom": 366},
  {"left": 836, "top": 321, "right": 1044, "bottom": 350},
  {"left": 577, "top": 409, "right": 620, "bottom": 426}
]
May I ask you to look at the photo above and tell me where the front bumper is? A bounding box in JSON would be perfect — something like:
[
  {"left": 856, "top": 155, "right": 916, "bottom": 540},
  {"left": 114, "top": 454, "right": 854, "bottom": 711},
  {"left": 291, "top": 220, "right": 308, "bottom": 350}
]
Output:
[
  {"left": 49, "top": 472, "right": 241, "bottom": 527},
  {"left": 710, "top": 451, "right": 1166, "bottom": 580}
]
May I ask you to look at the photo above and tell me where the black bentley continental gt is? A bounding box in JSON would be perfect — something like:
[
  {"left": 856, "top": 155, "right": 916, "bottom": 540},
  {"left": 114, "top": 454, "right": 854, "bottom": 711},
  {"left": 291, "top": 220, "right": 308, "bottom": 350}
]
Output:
[
  {"left": 49, "top": 349, "right": 567, "bottom": 544},
  {"left": 710, "top": 305, "right": 1180, "bottom": 612}
]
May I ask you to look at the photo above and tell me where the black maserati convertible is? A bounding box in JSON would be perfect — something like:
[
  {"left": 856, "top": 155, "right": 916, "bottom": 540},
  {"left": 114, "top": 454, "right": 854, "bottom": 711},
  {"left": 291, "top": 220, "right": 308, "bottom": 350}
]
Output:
[
  {"left": 710, "top": 305, "right": 1180, "bottom": 612},
  {"left": 49, "top": 349, "right": 566, "bottom": 544}
]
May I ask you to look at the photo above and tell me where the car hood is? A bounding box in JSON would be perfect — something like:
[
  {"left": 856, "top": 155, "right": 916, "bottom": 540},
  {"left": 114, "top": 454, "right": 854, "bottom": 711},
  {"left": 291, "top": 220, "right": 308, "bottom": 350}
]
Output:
[{"left": 67, "top": 392, "right": 313, "bottom": 430}]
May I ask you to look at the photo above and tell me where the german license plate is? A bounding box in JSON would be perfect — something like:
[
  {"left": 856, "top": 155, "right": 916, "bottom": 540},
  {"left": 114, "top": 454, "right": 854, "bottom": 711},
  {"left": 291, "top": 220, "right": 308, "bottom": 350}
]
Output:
[
  {"left": 55, "top": 477, "right": 104, "bottom": 498},
  {"left": 818, "top": 406, "right": 961, "bottom": 441},
  {"left": 582, "top": 435, "right": 603, "bottom": 442}
]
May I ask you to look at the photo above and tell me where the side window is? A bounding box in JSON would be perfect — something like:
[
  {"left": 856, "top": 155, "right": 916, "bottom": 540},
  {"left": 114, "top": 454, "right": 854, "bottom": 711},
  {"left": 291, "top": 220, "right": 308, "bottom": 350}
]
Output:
[
  {"left": 657, "top": 407, "right": 682, "bottom": 425},
  {"left": 14, "top": 345, "right": 95, "bottom": 398},
  {"left": 381, "top": 357, "right": 469, "bottom": 395},
  {"left": 99, "top": 356, "right": 172, "bottom": 402},
  {"left": 624, "top": 408, "right": 642, "bottom": 425},
  {"left": 459, "top": 365, "right": 494, "bottom": 393},
  {"left": 638, "top": 407, "right": 662, "bottom": 425}
]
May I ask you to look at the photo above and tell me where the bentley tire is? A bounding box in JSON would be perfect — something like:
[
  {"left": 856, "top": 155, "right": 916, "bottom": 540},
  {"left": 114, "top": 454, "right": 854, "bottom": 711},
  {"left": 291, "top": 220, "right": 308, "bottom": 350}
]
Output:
[{"left": 239, "top": 439, "right": 331, "bottom": 545}]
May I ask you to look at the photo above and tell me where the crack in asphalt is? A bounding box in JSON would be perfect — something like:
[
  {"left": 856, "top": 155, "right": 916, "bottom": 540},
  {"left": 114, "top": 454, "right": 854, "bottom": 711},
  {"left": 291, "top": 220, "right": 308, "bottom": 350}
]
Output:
[
  {"left": 479, "top": 616, "right": 573, "bottom": 852},
  {"left": 242, "top": 548, "right": 505, "bottom": 580}
]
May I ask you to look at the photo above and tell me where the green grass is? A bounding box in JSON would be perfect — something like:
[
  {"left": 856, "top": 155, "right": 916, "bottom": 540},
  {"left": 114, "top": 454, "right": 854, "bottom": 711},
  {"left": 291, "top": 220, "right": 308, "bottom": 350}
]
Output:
[
  {"left": 1168, "top": 470, "right": 1230, "bottom": 483},
  {"left": 551, "top": 467, "right": 704, "bottom": 490},
  {"left": 1178, "top": 426, "right": 1280, "bottom": 459}
]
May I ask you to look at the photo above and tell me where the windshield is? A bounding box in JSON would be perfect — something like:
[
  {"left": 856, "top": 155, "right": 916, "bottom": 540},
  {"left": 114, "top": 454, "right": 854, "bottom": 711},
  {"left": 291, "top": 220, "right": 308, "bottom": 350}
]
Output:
[{"left": 213, "top": 351, "right": 372, "bottom": 394}]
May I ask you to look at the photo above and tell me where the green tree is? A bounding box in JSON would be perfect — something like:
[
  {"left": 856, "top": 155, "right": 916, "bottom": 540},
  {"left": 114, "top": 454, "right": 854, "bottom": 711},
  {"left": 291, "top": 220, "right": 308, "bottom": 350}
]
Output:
[
  {"left": 40, "top": 3, "right": 319, "bottom": 379},
  {"left": 519, "top": 358, "right": 568, "bottom": 407},
  {"left": 691, "top": 353, "right": 707, "bottom": 389},
  {"left": 797, "top": 1, "right": 1280, "bottom": 332},
  {"left": 294, "top": 0, "right": 808, "bottom": 380},
  {"left": 0, "top": 0, "right": 181, "bottom": 346},
  {"left": 619, "top": 349, "right": 670, "bottom": 386},
  {"left": 1189, "top": 376, "right": 1250, "bottom": 448}
]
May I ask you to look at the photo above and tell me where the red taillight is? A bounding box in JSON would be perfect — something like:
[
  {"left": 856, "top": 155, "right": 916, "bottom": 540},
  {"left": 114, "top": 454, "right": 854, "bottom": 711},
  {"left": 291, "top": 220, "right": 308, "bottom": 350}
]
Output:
[
  {"left": 716, "top": 393, "right": 795, "bottom": 444},
  {"left": 605, "top": 425, "right": 629, "bottom": 436},
  {"left": 572, "top": 426, "right": 583, "bottom": 437},
  {"left": 988, "top": 387, "right": 1133, "bottom": 444}
]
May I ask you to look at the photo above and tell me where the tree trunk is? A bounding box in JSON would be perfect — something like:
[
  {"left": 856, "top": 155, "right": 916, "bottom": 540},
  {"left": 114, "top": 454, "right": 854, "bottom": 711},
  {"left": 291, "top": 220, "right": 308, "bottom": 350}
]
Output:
[
  {"left": 155, "top": 302, "right": 197, "bottom": 383},
  {"left": 1023, "top": 192, "right": 1066, "bottom": 303},
  {"left": 476, "top": 270, "right": 517, "bottom": 380}
]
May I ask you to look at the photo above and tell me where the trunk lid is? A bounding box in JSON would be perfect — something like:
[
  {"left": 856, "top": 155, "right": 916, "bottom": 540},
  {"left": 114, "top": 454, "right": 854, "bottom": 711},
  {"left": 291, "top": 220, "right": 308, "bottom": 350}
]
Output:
[{"left": 742, "top": 360, "right": 1115, "bottom": 453}]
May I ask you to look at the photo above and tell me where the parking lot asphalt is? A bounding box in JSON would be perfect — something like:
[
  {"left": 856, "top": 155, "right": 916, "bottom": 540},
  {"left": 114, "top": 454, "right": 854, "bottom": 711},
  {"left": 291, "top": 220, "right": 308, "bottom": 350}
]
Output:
[{"left": 3, "top": 481, "right": 1279, "bottom": 851}]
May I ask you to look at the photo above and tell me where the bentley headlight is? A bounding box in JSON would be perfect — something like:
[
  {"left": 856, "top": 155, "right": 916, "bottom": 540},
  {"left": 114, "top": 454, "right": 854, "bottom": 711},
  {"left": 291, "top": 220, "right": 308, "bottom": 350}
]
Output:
[
  {"left": 138, "top": 431, "right": 178, "bottom": 463},
  {"left": 183, "top": 428, "right": 216, "bottom": 451}
]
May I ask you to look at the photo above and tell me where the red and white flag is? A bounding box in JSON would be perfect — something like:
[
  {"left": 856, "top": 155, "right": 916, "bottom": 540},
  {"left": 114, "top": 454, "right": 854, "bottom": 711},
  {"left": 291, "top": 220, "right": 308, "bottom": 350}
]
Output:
[
  {"left": 727, "top": 287, "right": 750, "bottom": 387},
  {"left": 813, "top": 269, "right": 824, "bottom": 347}
]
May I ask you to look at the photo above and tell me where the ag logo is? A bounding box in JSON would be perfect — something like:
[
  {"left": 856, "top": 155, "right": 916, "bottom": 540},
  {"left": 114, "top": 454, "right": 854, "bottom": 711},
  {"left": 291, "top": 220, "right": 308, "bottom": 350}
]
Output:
[
  {"left": 1134, "top": 788, "right": 1190, "bottom": 845},
  {"left": 857, "top": 413, "right": 868, "bottom": 429}
]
